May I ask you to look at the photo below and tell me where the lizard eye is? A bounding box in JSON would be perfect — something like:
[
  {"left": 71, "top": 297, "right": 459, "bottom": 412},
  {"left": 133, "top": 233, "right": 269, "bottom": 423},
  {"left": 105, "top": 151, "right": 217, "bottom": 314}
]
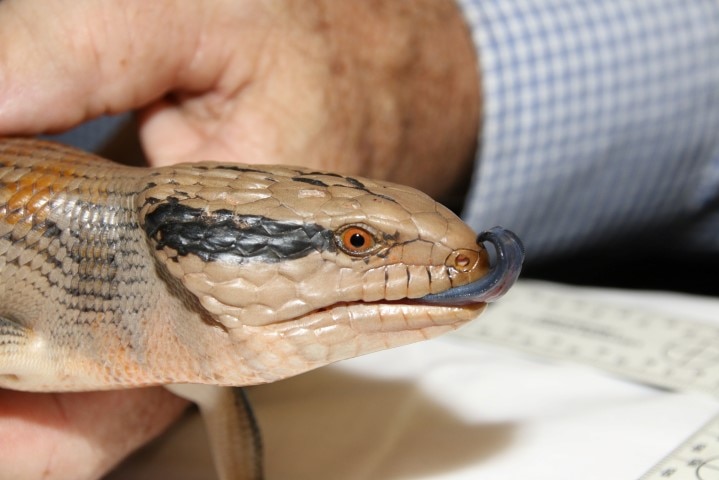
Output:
[{"left": 335, "top": 225, "right": 379, "bottom": 256}]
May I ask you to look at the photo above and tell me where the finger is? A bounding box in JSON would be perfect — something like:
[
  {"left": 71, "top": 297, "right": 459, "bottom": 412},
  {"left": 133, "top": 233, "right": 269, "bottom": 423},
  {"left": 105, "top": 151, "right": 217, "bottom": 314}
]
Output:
[
  {"left": 0, "top": 0, "right": 213, "bottom": 134},
  {"left": 0, "top": 388, "right": 188, "bottom": 480}
]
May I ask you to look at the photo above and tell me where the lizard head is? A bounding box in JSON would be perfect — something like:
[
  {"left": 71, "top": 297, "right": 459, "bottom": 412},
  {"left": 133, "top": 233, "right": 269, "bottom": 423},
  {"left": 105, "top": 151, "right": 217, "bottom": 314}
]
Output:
[{"left": 139, "top": 164, "right": 523, "bottom": 384}]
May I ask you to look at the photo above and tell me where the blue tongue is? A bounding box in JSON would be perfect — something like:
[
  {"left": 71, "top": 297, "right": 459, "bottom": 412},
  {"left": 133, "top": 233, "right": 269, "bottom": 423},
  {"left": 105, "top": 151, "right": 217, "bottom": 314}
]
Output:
[{"left": 420, "top": 227, "right": 524, "bottom": 305}]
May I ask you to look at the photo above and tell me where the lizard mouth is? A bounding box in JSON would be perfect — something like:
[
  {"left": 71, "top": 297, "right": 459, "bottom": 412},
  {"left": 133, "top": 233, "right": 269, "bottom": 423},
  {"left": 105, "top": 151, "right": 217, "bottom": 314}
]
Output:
[
  {"left": 250, "top": 231, "right": 524, "bottom": 381},
  {"left": 245, "top": 227, "right": 523, "bottom": 380},
  {"left": 273, "top": 226, "right": 524, "bottom": 335}
]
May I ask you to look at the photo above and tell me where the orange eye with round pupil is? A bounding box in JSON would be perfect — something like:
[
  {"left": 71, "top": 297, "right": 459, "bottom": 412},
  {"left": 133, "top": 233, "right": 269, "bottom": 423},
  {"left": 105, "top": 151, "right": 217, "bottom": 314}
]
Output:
[{"left": 337, "top": 226, "right": 377, "bottom": 255}]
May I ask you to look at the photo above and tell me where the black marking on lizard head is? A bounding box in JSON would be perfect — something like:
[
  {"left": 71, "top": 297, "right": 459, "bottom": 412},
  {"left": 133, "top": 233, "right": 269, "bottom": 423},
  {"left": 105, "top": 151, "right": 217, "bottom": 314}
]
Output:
[{"left": 142, "top": 200, "right": 335, "bottom": 263}]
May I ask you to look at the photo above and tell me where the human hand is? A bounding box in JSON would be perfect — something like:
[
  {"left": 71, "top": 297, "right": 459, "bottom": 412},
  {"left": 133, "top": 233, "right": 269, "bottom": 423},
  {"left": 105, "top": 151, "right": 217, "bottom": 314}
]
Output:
[
  {"left": 0, "top": 1, "right": 479, "bottom": 478},
  {"left": 0, "top": 388, "right": 187, "bottom": 480},
  {"left": 0, "top": 0, "right": 479, "bottom": 198}
]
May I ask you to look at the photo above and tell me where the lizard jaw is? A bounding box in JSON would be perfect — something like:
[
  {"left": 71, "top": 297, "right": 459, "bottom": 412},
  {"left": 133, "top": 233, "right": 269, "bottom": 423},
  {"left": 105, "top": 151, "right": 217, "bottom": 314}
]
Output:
[{"left": 234, "top": 300, "right": 485, "bottom": 384}]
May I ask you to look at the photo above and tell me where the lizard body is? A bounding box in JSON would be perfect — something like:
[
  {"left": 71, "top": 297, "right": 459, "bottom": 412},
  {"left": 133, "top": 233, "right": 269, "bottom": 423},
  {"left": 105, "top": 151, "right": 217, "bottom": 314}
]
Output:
[{"left": 0, "top": 138, "right": 523, "bottom": 479}]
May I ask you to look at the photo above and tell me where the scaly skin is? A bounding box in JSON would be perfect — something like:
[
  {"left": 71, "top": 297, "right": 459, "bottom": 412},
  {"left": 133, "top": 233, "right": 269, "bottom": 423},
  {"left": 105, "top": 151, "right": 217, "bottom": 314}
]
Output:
[{"left": 0, "top": 137, "right": 492, "bottom": 392}]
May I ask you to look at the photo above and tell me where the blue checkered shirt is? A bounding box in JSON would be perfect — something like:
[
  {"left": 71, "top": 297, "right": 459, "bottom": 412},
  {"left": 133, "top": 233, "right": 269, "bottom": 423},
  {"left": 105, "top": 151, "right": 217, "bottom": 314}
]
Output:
[{"left": 456, "top": 0, "right": 719, "bottom": 263}]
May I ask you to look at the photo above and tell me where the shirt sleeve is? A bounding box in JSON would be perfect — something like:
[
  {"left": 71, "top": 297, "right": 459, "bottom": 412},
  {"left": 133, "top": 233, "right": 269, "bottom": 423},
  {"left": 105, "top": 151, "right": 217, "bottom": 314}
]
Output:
[{"left": 454, "top": 0, "right": 719, "bottom": 263}]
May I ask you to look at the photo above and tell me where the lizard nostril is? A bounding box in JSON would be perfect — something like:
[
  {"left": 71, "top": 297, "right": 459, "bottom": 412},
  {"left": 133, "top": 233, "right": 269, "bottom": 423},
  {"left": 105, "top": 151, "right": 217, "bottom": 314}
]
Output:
[
  {"left": 456, "top": 254, "right": 470, "bottom": 267},
  {"left": 446, "top": 249, "right": 480, "bottom": 273}
]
